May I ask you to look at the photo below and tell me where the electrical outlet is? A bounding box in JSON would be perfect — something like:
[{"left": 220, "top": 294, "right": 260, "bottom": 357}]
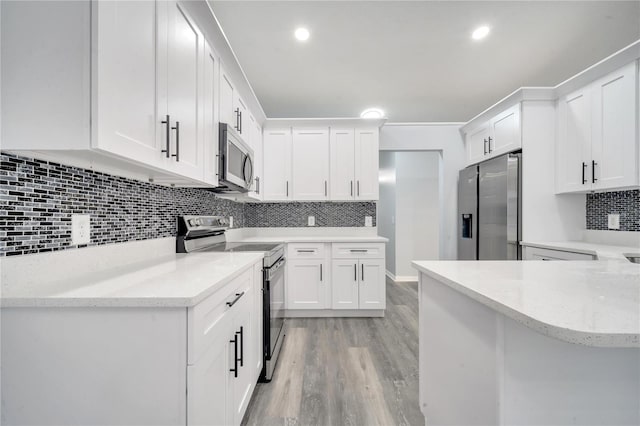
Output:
[
  {"left": 71, "top": 214, "right": 91, "bottom": 245},
  {"left": 308, "top": 216, "right": 315, "bottom": 226},
  {"left": 608, "top": 214, "right": 620, "bottom": 230},
  {"left": 365, "top": 216, "right": 373, "bottom": 227},
  {"left": 229, "top": 216, "right": 234, "bottom": 228}
]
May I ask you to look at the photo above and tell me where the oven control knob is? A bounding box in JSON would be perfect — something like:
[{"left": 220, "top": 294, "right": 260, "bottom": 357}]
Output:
[
  {"left": 188, "top": 219, "right": 196, "bottom": 227},
  {"left": 219, "top": 218, "right": 228, "bottom": 226}
]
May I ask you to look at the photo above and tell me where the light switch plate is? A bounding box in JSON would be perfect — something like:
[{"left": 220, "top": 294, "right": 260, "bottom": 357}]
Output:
[
  {"left": 608, "top": 214, "right": 620, "bottom": 230},
  {"left": 308, "top": 216, "right": 315, "bottom": 226},
  {"left": 365, "top": 216, "right": 373, "bottom": 227},
  {"left": 71, "top": 214, "right": 90, "bottom": 245}
]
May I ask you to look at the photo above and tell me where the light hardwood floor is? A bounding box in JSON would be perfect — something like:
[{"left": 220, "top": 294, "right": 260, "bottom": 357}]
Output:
[{"left": 242, "top": 279, "right": 424, "bottom": 426}]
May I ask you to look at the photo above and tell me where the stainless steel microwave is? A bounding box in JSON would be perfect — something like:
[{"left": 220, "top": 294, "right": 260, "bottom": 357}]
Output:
[{"left": 213, "top": 123, "right": 254, "bottom": 193}]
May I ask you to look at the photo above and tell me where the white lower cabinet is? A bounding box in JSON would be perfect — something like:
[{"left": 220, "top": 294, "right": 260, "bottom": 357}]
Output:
[
  {"left": 523, "top": 246, "right": 596, "bottom": 261},
  {"left": 187, "top": 265, "right": 260, "bottom": 426},
  {"left": 284, "top": 242, "right": 386, "bottom": 314},
  {"left": 286, "top": 259, "right": 328, "bottom": 309}
]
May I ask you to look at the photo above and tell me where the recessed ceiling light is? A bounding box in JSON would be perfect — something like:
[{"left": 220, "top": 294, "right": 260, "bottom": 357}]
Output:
[
  {"left": 294, "top": 27, "right": 310, "bottom": 41},
  {"left": 471, "top": 25, "right": 490, "bottom": 40},
  {"left": 360, "top": 108, "right": 385, "bottom": 119}
]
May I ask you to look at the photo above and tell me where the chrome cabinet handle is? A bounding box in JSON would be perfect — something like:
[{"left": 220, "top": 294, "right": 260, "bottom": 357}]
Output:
[
  {"left": 320, "top": 264, "right": 323, "bottom": 281},
  {"left": 357, "top": 181, "right": 360, "bottom": 197},
  {"left": 235, "top": 108, "right": 240, "bottom": 131},
  {"left": 255, "top": 176, "right": 260, "bottom": 194},
  {"left": 592, "top": 160, "right": 598, "bottom": 183},
  {"left": 171, "top": 121, "right": 180, "bottom": 162},
  {"left": 286, "top": 181, "right": 289, "bottom": 197},
  {"left": 297, "top": 249, "right": 315, "bottom": 253},
  {"left": 350, "top": 249, "right": 367, "bottom": 253},
  {"left": 350, "top": 180, "right": 353, "bottom": 196},
  {"left": 483, "top": 138, "right": 487, "bottom": 155},
  {"left": 361, "top": 264, "right": 364, "bottom": 281},
  {"left": 325, "top": 180, "right": 328, "bottom": 197},
  {"left": 582, "top": 162, "right": 587, "bottom": 184},
  {"left": 487, "top": 136, "right": 493, "bottom": 153},
  {"left": 239, "top": 111, "right": 243, "bottom": 134},
  {"left": 354, "top": 264, "right": 357, "bottom": 281},
  {"left": 161, "top": 115, "right": 171, "bottom": 158},
  {"left": 226, "top": 291, "right": 245, "bottom": 308}
]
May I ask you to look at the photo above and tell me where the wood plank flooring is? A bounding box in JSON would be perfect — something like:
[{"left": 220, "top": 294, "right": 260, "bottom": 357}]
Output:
[{"left": 242, "top": 279, "right": 424, "bottom": 426}]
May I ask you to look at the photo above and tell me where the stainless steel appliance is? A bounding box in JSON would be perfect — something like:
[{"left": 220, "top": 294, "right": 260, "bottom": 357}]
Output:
[
  {"left": 176, "top": 216, "right": 285, "bottom": 382},
  {"left": 213, "top": 123, "right": 254, "bottom": 193},
  {"left": 457, "top": 152, "right": 522, "bottom": 260}
]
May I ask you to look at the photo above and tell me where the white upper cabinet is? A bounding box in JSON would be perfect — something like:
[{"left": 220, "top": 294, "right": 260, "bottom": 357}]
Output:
[
  {"left": 354, "top": 129, "right": 380, "bottom": 200},
  {"left": 93, "top": 0, "right": 162, "bottom": 167},
  {"left": 490, "top": 104, "right": 521, "bottom": 156},
  {"left": 219, "top": 69, "right": 235, "bottom": 128},
  {"left": 557, "top": 87, "right": 592, "bottom": 193},
  {"left": 163, "top": 0, "right": 204, "bottom": 180},
  {"left": 291, "top": 129, "right": 330, "bottom": 200},
  {"left": 262, "top": 129, "right": 292, "bottom": 201},
  {"left": 591, "top": 62, "right": 638, "bottom": 190},
  {"left": 202, "top": 41, "right": 219, "bottom": 186},
  {"left": 465, "top": 104, "right": 522, "bottom": 166},
  {"left": 557, "top": 61, "right": 638, "bottom": 193},
  {"left": 330, "top": 129, "right": 356, "bottom": 200}
]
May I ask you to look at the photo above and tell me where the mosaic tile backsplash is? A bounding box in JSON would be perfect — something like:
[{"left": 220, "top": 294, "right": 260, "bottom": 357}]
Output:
[
  {"left": 0, "top": 153, "right": 244, "bottom": 256},
  {"left": 244, "top": 202, "right": 376, "bottom": 228},
  {"left": 1, "top": 153, "right": 376, "bottom": 256},
  {"left": 586, "top": 189, "right": 639, "bottom": 232}
]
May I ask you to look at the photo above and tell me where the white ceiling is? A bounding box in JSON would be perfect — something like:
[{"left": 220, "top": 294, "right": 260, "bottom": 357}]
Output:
[{"left": 211, "top": 1, "right": 640, "bottom": 122}]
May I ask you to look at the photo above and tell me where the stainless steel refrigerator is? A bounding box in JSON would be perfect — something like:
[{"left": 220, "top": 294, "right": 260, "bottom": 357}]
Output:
[{"left": 457, "top": 153, "right": 522, "bottom": 260}]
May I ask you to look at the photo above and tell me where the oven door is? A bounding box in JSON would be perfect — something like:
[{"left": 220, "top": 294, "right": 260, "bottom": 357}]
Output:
[
  {"left": 264, "top": 257, "right": 285, "bottom": 362},
  {"left": 219, "top": 123, "right": 254, "bottom": 191}
]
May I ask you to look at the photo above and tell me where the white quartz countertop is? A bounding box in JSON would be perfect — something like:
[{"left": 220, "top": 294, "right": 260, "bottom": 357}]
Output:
[
  {"left": 521, "top": 240, "right": 640, "bottom": 261},
  {"left": 1, "top": 252, "right": 263, "bottom": 308},
  {"left": 412, "top": 260, "right": 640, "bottom": 348}
]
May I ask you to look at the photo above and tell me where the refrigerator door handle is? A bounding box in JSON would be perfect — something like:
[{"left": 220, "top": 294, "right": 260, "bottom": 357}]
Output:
[{"left": 506, "top": 153, "right": 521, "bottom": 260}]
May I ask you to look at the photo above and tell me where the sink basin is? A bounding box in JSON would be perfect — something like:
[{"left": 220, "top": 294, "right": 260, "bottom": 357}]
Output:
[{"left": 624, "top": 254, "right": 640, "bottom": 264}]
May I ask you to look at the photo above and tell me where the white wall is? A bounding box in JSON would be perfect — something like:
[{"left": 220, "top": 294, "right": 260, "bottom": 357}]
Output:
[
  {"left": 378, "top": 152, "right": 397, "bottom": 275},
  {"left": 380, "top": 124, "right": 466, "bottom": 260},
  {"left": 395, "top": 152, "right": 440, "bottom": 279}
]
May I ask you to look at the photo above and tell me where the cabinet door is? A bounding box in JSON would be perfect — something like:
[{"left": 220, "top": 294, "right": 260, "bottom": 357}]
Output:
[
  {"left": 231, "top": 283, "right": 254, "bottom": 426},
  {"left": 166, "top": 0, "right": 204, "bottom": 180},
  {"left": 220, "top": 68, "right": 235, "bottom": 127},
  {"left": 262, "top": 129, "right": 292, "bottom": 201},
  {"left": 93, "top": 0, "right": 162, "bottom": 167},
  {"left": 186, "top": 316, "right": 232, "bottom": 426},
  {"left": 490, "top": 104, "right": 521, "bottom": 155},
  {"left": 330, "top": 128, "right": 356, "bottom": 200},
  {"left": 556, "top": 88, "right": 592, "bottom": 193},
  {"left": 202, "top": 41, "right": 218, "bottom": 185},
  {"left": 292, "top": 129, "right": 330, "bottom": 200},
  {"left": 591, "top": 61, "right": 638, "bottom": 190},
  {"left": 287, "top": 260, "right": 327, "bottom": 309},
  {"left": 354, "top": 129, "right": 380, "bottom": 200},
  {"left": 466, "top": 125, "right": 490, "bottom": 165},
  {"left": 331, "top": 259, "right": 359, "bottom": 310},
  {"left": 358, "top": 259, "right": 386, "bottom": 310}
]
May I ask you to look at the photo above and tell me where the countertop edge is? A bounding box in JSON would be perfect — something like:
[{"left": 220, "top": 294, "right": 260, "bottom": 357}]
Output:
[{"left": 412, "top": 261, "right": 640, "bottom": 348}]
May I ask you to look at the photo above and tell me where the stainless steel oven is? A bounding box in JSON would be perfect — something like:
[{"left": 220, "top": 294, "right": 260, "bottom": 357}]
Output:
[
  {"left": 214, "top": 123, "right": 253, "bottom": 193},
  {"left": 262, "top": 255, "right": 285, "bottom": 382}
]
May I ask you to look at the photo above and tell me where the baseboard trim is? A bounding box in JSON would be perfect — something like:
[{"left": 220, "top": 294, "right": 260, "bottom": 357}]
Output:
[
  {"left": 394, "top": 275, "right": 418, "bottom": 282},
  {"left": 284, "top": 309, "right": 385, "bottom": 318},
  {"left": 385, "top": 270, "right": 396, "bottom": 281}
]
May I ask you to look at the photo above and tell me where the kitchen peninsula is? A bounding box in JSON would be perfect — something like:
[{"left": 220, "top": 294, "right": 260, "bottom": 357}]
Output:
[{"left": 413, "top": 260, "right": 640, "bottom": 425}]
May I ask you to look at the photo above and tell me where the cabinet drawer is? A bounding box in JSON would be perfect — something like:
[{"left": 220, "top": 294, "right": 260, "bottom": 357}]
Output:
[
  {"left": 332, "top": 243, "right": 385, "bottom": 259},
  {"left": 288, "top": 243, "right": 326, "bottom": 259},
  {"left": 187, "top": 267, "right": 253, "bottom": 365},
  {"left": 523, "top": 246, "right": 595, "bottom": 261}
]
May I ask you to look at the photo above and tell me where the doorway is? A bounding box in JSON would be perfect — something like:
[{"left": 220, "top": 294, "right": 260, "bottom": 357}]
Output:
[{"left": 378, "top": 151, "right": 441, "bottom": 282}]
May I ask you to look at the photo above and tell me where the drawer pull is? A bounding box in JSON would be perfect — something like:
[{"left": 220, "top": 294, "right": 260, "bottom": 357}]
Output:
[
  {"left": 236, "top": 326, "right": 244, "bottom": 367},
  {"left": 226, "top": 292, "right": 245, "bottom": 308},
  {"left": 230, "top": 334, "right": 238, "bottom": 378},
  {"left": 350, "top": 249, "right": 368, "bottom": 253},
  {"left": 297, "top": 250, "right": 315, "bottom": 253}
]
